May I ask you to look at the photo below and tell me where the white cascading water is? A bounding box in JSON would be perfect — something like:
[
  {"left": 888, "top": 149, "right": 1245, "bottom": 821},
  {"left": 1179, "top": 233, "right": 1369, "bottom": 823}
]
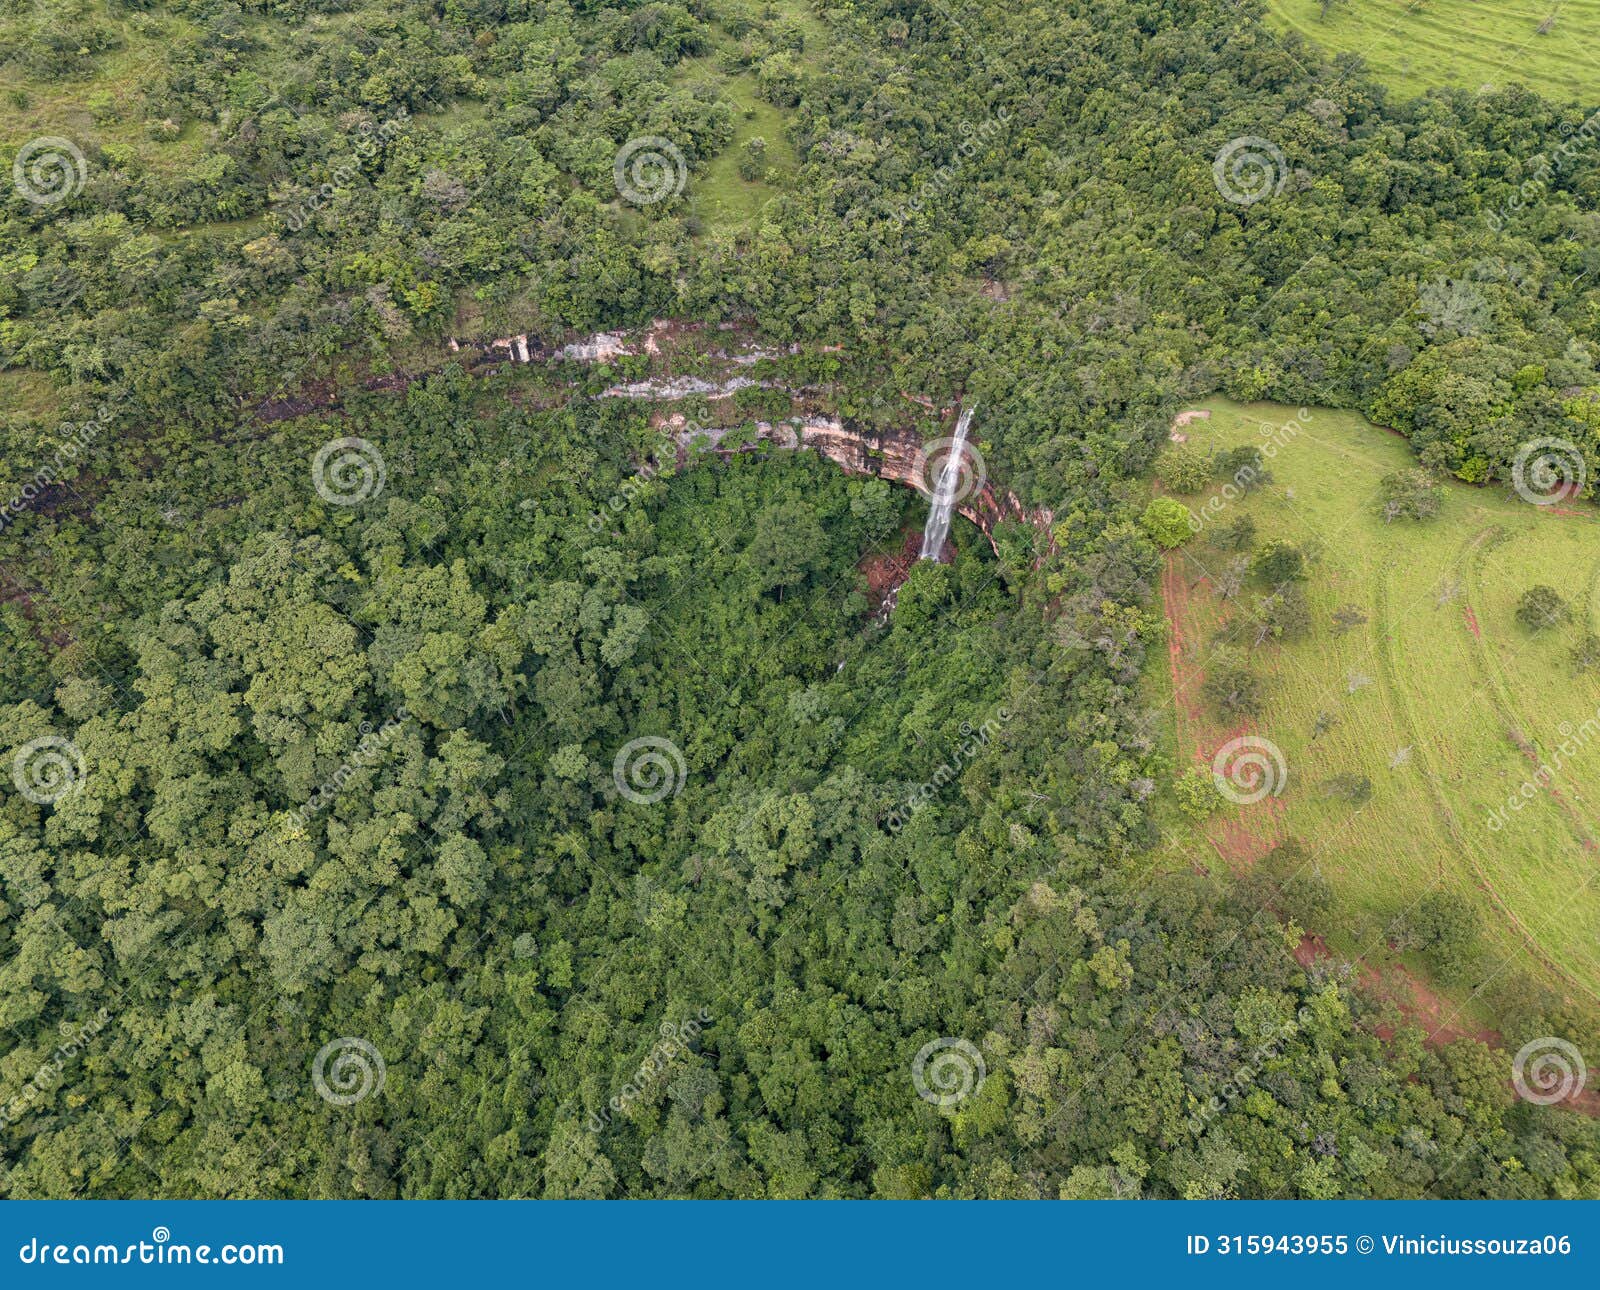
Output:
[{"left": 918, "top": 402, "right": 975, "bottom": 561}]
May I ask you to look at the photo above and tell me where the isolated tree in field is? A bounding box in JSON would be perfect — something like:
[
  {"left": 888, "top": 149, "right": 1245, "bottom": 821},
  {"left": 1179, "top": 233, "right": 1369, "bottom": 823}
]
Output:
[
  {"left": 1203, "top": 652, "right": 1265, "bottom": 716},
  {"left": 1215, "top": 445, "right": 1270, "bottom": 492},
  {"left": 1156, "top": 446, "right": 1211, "bottom": 494},
  {"left": 1251, "top": 539, "right": 1307, "bottom": 584},
  {"left": 1378, "top": 467, "right": 1444, "bottom": 522},
  {"left": 1251, "top": 582, "right": 1312, "bottom": 643},
  {"left": 1140, "top": 497, "right": 1193, "bottom": 549},
  {"left": 1515, "top": 584, "right": 1570, "bottom": 632},
  {"left": 1211, "top": 512, "right": 1256, "bottom": 552}
]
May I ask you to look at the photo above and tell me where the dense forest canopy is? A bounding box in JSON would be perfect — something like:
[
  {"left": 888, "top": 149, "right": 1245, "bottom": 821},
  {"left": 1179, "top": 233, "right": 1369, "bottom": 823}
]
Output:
[{"left": 0, "top": 0, "right": 1597, "bottom": 1197}]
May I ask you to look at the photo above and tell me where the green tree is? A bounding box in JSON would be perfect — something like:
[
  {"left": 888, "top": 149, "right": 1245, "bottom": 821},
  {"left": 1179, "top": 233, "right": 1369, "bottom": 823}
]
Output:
[
  {"left": 1140, "top": 497, "right": 1194, "bottom": 549},
  {"left": 1516, "top": 585, "right": 1570, "bottom": 632}
]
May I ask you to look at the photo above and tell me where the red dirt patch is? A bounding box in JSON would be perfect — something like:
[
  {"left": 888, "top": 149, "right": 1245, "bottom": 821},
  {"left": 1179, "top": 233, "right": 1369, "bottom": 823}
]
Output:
[
  {"left": 1160, "top": 551, "right": 1288, "bottom": 869},
  {"left": 859, "top": 530, "right": 924, "bottom": 621},
  {"left": 1463, "top": 605, "right": 1481, "bottom": 639},
  {"left": 1534, "top": 482, "right": 1586, "bottom": 518},
  {"left": 1295, "top": 935, "right": 1498, "bottom": 1048}
]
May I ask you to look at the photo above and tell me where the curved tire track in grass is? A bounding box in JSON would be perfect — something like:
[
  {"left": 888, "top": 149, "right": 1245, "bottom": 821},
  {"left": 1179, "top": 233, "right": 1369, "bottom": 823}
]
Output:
[
  {"left": 1374, "top": 549, "right": 1596, "bottom": 1005},
  {"left": 1460, "top": 527, "right": 1600, "bottom": 857}
]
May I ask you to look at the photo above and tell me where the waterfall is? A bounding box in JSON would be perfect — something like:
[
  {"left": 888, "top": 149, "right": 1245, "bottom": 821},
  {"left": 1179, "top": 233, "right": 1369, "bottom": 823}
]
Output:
[{"left": 918, "top": 403, "right": 975, "bottom": 561}]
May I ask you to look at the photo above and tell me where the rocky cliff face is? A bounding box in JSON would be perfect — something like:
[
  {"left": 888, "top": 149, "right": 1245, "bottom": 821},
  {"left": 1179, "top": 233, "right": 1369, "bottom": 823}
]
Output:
[
  {"left": 664, "top": 414, "right": 1054, "bottom": 559},
  {"left": 450, "top": 323, "right": 1055, "bottom": 557}
]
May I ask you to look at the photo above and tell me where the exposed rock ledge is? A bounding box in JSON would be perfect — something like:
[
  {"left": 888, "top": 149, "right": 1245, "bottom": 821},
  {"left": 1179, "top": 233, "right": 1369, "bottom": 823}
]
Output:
[
  {"left": 664, "top": 414, "right": 1055, "bottom": 560},
  {"left": 426, "top": 323, "right": 1055, "bottom": 559}
]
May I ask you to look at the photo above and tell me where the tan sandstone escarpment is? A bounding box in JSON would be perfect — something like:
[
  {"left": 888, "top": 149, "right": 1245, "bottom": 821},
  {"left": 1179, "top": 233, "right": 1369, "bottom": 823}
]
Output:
[
  {"left": 451, "top": 323, "right": 1056, "bottom": 557},
  {"left": 662, "top": 414, "right": 1055, "bottom": 561}
]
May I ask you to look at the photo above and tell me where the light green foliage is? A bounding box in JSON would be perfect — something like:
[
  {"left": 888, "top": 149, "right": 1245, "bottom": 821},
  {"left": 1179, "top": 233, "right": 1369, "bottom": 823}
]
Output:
[{"left": 1140, "top": 497, "right": 1193, "bottom": 549}]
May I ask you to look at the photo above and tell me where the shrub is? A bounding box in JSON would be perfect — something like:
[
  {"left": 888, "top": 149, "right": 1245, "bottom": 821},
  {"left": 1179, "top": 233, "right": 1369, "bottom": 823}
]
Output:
[
  {"left": 1156, "top": 446, "right": 1211, "bottom": 494},
  {"left": 1140, "top": 496, "right": 1193, "bottom": 549},
  {"left": 1251, "top": 539, "right": 1307, "bottom": 584},
  {"left": 1377, "top": 468, "right": 1443, "bottom": 522},
  {"left": 1251, "top": 582, "right": 1312, "bottom": 643},
  {"left": 1215, "top": 445, "right": 1270, "bottom": 492},
  {"left": 1203, "top": 652, "right": 1265, "bottom": 716},
  {"left": 1571, "top": 631, "right": 1600, "bottom": 674},
  {"left": 1515, "top": 585, "right": 1570, "bottom": 632},
  {"left": 1174, "top": 765, "right": 1223, "bottom": 820},
  {"left": 1211, "top": 512, "right": 1257, "bottom": 552}
]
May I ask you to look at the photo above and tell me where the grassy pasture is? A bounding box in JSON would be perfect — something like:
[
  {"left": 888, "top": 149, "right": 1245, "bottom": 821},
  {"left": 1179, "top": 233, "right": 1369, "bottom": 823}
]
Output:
[
  {"left": 674, "top": 0, "right": 826, "bottom": 236},
  {"left": 1268, "top": 0, "right": 1600, "bottom": 104},
  {"left": 1154, "top": 398, "right": 1600, "bottom": 1017}
]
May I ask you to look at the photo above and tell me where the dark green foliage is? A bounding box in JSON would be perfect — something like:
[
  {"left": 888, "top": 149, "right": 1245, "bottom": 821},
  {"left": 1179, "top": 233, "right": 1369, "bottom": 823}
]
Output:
[
  {"left": 1203, "top": 652, "right": 1267, "bottom": 717},
  {"left": 1211, "top": 513, "right": 1257, "bottom": 553},
  {"left": 1156, "top": 446, "right": 1211, "bottom": 494},
  {"left": 1394, "top": 892, "right": 1483, "bottom": 984},
  {"left": 0, "top": 0, "right": 1597, "bottom": 1206},
  {"left": 1378, "top": 468, "right": 1445, "bottom": 522},
  {"left": 1252, "top": 540, "right": 1308, "bottom": 585},
  {"left": 1516, "top": 585, "right": 1571, "bottom": 632},
  {"left": 1251, "top": 582, "right": 1312, "bottom": 644},
  {"left": 1216, "top": 446, "right": 1270, "bottom": 492},
  {"left": 1572, "top": 631, "right": 1600, "bottom": 674}
]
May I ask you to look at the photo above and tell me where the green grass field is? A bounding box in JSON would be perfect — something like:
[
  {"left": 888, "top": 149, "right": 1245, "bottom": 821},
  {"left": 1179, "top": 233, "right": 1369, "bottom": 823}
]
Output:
[
  {"left": 674, "top": 0, "right": 826, "bottom": 236},
  {"left": 1268, "top": 0, "right": 1600, "bottom": 103},
  {"left": 1154, "top": 399, "right": 1600, "bottom": 1019}
]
